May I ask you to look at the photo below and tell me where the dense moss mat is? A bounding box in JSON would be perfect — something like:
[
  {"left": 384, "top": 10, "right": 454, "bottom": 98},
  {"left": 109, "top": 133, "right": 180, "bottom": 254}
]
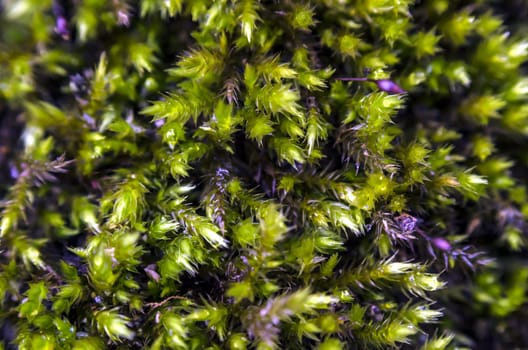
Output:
[{"left": 1, "top": 0, "right": 528, "bottom": 349}]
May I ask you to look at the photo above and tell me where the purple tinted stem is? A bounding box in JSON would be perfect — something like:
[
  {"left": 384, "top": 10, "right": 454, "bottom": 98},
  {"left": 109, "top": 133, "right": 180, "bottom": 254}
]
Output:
[
  {"left": 337, "top": 77, "right": 406, "bottom": 94},
  {"left": 336, "top": 77, "right": 370, "bottom": 81}
]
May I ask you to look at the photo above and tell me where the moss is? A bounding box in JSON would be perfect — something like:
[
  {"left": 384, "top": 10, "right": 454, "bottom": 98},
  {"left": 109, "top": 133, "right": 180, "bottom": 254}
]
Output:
[{"left": 0, "top": 0, "right": 527, "bottom": 349}]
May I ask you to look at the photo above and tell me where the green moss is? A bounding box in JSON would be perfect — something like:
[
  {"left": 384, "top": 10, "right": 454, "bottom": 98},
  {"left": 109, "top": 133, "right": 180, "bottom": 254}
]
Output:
[{"left": 1, "top": 0, "right": 527, "bottom": 349}]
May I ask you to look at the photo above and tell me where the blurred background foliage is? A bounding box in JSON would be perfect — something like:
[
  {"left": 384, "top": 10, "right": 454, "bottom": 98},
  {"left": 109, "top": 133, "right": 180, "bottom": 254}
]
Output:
[{"left": 0, "top": 0, "right": 527, "bottom": 349}]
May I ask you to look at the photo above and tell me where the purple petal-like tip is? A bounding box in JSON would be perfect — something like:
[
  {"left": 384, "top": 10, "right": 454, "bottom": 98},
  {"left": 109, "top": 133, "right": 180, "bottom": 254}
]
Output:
[
  {"left": 374, "top": 79, "right": 406, "bottom": 94},
  {"left": 432, "top": 237, "right": 452, "bottom": 251},
  {"left": 55, "top": 17, "right": 70, "bottom": 40},
  {"left": 117, "top": 11, "right": 130, "bottom": 27}
]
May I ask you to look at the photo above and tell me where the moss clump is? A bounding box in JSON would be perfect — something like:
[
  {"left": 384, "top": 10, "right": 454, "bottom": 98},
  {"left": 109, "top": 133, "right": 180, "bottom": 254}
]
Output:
[{"left": 1, "top": 0, "right": 527, "bottom": 349}]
